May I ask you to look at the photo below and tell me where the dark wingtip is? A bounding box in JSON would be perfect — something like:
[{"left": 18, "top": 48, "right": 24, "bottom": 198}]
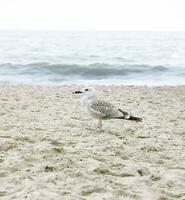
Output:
[
  {"left": 118, "top": 109, "right": 143, "bottom": 122},
  {"left": 129, "top": 116, "right": 143, "bottom": 122}
]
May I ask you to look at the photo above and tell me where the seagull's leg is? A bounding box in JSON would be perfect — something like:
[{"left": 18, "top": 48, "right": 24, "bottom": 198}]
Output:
[
  {"left": 100, "top": 119, "right": 102, "bottom": 129},
  {"left": 98, "top": 119, "right": 100, "bottom": 129},
  {"left": 98, "top": 119, "right": 102, "bottom": 130}
]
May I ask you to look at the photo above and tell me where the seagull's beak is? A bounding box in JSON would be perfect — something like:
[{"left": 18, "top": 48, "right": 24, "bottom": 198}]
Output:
[{"left": 73, "top": 90, "right": 83, "bottom": 94}]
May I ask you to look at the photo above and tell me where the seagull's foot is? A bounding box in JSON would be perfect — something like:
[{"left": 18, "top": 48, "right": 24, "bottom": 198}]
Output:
[{"left": 97, "top": 127, "right": 104, "bottom": 133}]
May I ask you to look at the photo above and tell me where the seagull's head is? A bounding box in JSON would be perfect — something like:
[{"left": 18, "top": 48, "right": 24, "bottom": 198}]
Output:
[{"left": 74, "top": 87, "right": 95, "bottom": 96}]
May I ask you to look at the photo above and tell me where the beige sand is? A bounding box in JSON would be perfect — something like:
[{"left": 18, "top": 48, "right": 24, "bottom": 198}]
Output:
[{"left": 0, "top": 85, "right": 185, "bottom": 200}]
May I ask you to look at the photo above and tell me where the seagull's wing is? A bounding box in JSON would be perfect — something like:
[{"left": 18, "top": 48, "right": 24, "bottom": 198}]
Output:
[{"left": 88, "top": 99, "right": 122, "bottom": 119}]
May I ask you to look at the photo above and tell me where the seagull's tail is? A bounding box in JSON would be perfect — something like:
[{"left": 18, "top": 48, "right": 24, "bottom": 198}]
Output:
[{"left": 118, "top": 109, "right": 142, "bottom": 122}]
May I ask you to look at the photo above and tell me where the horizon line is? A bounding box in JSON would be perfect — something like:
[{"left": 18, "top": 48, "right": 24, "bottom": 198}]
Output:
[{"left": 0, "top": 28, "right": 185, "bottom": 33}]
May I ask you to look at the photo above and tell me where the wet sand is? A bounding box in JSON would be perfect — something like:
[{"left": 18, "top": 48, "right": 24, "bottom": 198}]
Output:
[{"left": 0, "top": 85, "right": 185, "bottom": 200}]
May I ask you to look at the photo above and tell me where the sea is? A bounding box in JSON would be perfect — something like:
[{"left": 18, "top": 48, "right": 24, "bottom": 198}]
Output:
[{"left": 0, "top": 30, "right": 185, "bottom": 85}]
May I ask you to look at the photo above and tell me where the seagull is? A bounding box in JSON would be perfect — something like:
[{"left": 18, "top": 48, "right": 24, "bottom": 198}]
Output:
[{"left": 74, "top": 87, "right": 142, "bottom": 129}]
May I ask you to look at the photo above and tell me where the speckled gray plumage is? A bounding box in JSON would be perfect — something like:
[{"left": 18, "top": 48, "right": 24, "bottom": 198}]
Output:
[{"left": 87, "top": 98, "right": 124, "bottom": 119}]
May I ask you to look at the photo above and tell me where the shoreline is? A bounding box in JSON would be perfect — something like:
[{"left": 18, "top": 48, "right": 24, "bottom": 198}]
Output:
[
  {"left": 1, "top": 81, "right": 185, "bottom": 87},
  {"left": 0, "top": 85, "right": 185, "bottom": 199},
  {"left": 1, "top": 83, "right": 185, "bottom": 88}
]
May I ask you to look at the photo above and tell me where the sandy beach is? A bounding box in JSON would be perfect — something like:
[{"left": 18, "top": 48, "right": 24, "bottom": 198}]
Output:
[{"left": 0, "top": 85, "right": 185, "bottom": 200}]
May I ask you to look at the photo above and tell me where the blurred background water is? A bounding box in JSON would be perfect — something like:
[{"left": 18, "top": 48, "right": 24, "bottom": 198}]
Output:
[{"left": 0, "top": 30, "right": 185, "bottom": 85}]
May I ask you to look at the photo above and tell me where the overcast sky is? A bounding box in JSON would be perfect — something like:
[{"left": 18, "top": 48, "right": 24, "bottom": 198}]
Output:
[{"left": 0, "top": 0, "right": 185, "bottom": 31}]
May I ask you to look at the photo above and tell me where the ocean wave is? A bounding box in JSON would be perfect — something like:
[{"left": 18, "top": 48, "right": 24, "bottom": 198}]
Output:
[
  {"left": 0, "top": 62, "right": 184, "bottom": 85},
  {"left": 0, "top": 62, "right": 185, "bottom": 79},
  {"left": 0, "top": 62, "right": 171, "bottom": 78}
]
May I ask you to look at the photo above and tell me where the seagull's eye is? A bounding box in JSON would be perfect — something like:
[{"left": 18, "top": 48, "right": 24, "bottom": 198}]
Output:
[{"left": 85, "top": 89, "right": 89, "bottom": 91}]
